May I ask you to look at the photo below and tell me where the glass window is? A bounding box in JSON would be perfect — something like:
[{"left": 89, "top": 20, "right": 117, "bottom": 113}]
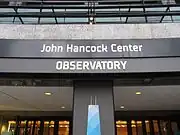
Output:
[
  {"left": 153, "top": 120, "right": 159, "bottom": 135},
  {"left": 59, "top": 121, "right": 69, "bottom": 135},
  {"left": 137, "top": 121, "right": 143, "bottom": 135},
  {"left": 116, "top": 121, "right": 128, "bottom": 135},
  {"left": 132, "top": 120, "right": 137, "bottom": 135},
  {"left": 146, "top": 120, "right": 150, "bottom": 135},
  {"left": 27, "top": 121, "right": 34, "bottom": 135},
  {"left": 8, "top": 121, "right": 16, "bottom": 134}
]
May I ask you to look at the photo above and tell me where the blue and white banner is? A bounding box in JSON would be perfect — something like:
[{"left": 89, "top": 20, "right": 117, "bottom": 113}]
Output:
[{"left": 86, "top": 105, "right": 101, "bottom": 135}]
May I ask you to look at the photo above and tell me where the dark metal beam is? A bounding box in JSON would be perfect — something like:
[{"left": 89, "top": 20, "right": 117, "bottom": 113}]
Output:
[
  {"left": 52, "top": 8, "right": 58, "bottom": 24},
  {"left": 13, "top": 8, "right": 24, "bottom": 24},
  {"left": 160, "top": 7, "right": 170, "bottom": 23}
]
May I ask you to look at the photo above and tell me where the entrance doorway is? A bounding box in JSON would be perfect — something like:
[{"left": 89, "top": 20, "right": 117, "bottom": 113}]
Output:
[
  {"left": 116, "top": 120, "right": 179, "bottom": 135},
  {"left": 1, "top": 119, "right": 71, "bottom": 135}
]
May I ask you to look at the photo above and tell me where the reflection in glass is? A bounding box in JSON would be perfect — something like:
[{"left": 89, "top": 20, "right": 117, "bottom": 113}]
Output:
[
  {"left": 153, "top": 120, "right": 159, "bottom": 135},
  {"left": 137, "top": 121, "right": 143, "bottom": 135},
  {"left": 146, "top": 121, "right": 150, "bottom": 135},
  {"left": 116, "top": 121, "right": 128, "bottom": 135},
  {"left": 59, "top": 121, "right": 69, "bottom": 135},
  {"left": 132, "top": 120, "right": 137, "bottom": 135}
]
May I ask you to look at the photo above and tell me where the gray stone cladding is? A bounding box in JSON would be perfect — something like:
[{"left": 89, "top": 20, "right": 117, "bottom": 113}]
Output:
[{"left": 0, "top": 23, "right": 180, "bottom": 39}]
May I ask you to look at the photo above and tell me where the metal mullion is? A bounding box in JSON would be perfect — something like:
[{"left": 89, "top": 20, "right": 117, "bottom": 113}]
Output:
[
  {"left": 52, "top": 8, "right": 58, "bottom": 24},
  {"left": 0, "top": 115, "right": 3, "bottom": 134},
  {"left": 149, "top": 120, "right": 154, "bottom": 135},
  {"left": 142, "top": 0, "right": 148, "bottom": 23},
  {"left": 14, "top": 116, "right": 20, "bottom": 135},
  {"left": 25, "top": 120, "right": 29, "bottom": 135},
  {"left": 48, "top": 121, "right": 51, "bottom": 135},
  {"left": 54, "top": 120, "right": 59, "bottom": 135},
  {"left": 13, "top": 7, "right": 24, "bottom": 24},
  {"left": 169, "top": 8, "right": 174, "bottom": 22},
  {"left": 39, "top": 120, "right": 44, "bottom": 135},
  {"left": 127, "top": 120, "right": 132, "bottom": 135},
  {"left": 38, "top": 0, "right": 43, "bottom": 24},
  {"left": 136, "top": 121, "right": 139, "bottom": 135},
  {"left": 157, "top": 120, "right": 162, "bottom": 135},
  {"left": 32, "top": 120, "right": 36, "bottom": 135},
  {"left": 160, "top": 6, "right": 170, "bottom": 23},
  {"left": 142, "top": 120, "right": 147, "bottom": 135}
]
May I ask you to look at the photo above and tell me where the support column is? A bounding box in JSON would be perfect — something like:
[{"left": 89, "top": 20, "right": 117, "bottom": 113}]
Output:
[
  {"left": 73, "top": 80, "right": 115, "bottom": 135},
  {"left": 0, "top": 115, "right": 3, "bottom": 134}
]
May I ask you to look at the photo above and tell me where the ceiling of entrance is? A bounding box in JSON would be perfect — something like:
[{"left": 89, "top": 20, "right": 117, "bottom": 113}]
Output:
[
  {"left": 1, "top": 85, "right": 180, "bottom": 111},
  {"left": 0, "top": 86, "right": 73, "bottom": 111},
  {"left": 114, "top": 85, "right": 180, "bottom": 111}
]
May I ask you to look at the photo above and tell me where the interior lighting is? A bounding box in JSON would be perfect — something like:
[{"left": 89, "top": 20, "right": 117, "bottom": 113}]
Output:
[{"left": 44, "top": 92, "right": 52, "bottom": 96}]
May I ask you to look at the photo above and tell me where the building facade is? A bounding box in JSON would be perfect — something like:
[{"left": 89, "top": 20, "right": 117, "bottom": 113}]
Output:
[{"left": 1, "top": 0, "right": 180, "bottom": 135}]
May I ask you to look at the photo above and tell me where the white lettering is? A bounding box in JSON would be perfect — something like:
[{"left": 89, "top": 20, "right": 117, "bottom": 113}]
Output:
[
  {"left": 111, "top": 44, "right": 143, "bottom": 52},
  {"left": 41, "top": 44, "right": 63, "bottom": 53},
  {"left": 121, "top": 61, "right": 127, "bottom": 70},
  {"left": 56, "top": 61, "right": 62, "bottom": 70},
  {"left": 66, "top": 44, "right": 108, "bottom": 53},
  {"left": 56, "top": 60, "right": 127, "bottom": 71}
]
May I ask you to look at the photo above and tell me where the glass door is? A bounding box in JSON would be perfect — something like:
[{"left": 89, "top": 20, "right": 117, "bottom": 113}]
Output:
[
  {"left": 6, "top": 119, "right": 70, "bottom": 135},
  {"left": 116, "top": 120, "right": 179, "bottom": 135}
]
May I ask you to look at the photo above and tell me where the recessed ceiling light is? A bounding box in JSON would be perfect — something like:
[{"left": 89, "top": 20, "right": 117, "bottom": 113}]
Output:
[
  {"left": 61, "top": 106, "right": 65, "bottom": 109},
  {"left": 120, "top": 106, "right": 124, "bottom": 109},
  {"left": 44, "top": 92, "right": 52, "bottom": 96},
  {"left": 136, "top": 92, "right": 141, "bottom": 95}
]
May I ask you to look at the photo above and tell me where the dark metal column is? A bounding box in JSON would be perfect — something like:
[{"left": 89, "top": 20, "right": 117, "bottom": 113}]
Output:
[
  {"left": 14, "top": 116, "right": 20, "bottom": 135},
  {"left": 127, "top": 120, "right": 132, "bottom": 135},
  {"left": 0, "top": 115, "right": 3, "bottom": 134},
  {"left": 39, "top": 120, "right": 44, "bottom": 135},
  {"left": 32, "top": 120, "right": 36, "bottom": 135},
  {"left": 150, "top": 120, "right": 155, "bottom": 135},
  {"left": 73, "top": 80, "right": 115, "bottom": 135},
  {"left": 69, "top": 119, "right": 73, "bottom": 135},
  {"left": 25, "top": 120, "right": 29, "bottom": 135},
  {"left": 54, "top": 120, "right": 59, "bottom": 135},
  {"left": 142, "top": 120, "right": 147, "bottom": 135},
  {"left": 158, "top": 120, "right": 162, "bottom": 135}
]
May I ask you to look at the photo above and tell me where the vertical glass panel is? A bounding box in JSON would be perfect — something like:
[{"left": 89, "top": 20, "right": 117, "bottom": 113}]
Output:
[
  {"left": 153, "top": 120, "right": 159, "bottom": 135},
  {"left": 59, "top": 121, "right": 69, "bottom": 135},
  {"left": 34, "top": 121, "right": 41, "bottom": 135},
  {"left": 43, "top": 121, "right": 50, "bottom": 135},
  {"left": 137, "top": 121, "right": 143, "bottom": 135},
  {"left": 49, "top": 121, "right": 54, "bottom": 135},
  {"left": 28, "top": 121, "right": 34, "bottom": 135},
  {"left": 146, "top": 121, "right": 150, "bottom": 135},
  {"left": 160, "top": 120, "right": 167, "bottom": 135},
  {"left": 19, "top": 121, "right": 26, "bottom": 135},
  {"left": 8, "top": 121, "right": 16, "bottom": 134},
  {"left": 171, "top": 122, "right": 178, "bottom": 135},
  {"left": 132, "top": 120, "right": 137, "bottom": 135},
  {"left": 116, "top": 121, "right": 128, "bottom": 135}
]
